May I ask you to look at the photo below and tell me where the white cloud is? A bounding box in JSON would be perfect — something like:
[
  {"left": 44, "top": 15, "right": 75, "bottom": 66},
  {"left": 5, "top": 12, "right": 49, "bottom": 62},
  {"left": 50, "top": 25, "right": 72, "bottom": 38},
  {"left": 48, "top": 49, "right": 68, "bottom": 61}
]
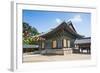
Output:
[
  {"left": 68, "top": 15, "right": 82, "bottom": 22},
  {"left": 56, "top": 18, "right": 61, "bottom": 23}
]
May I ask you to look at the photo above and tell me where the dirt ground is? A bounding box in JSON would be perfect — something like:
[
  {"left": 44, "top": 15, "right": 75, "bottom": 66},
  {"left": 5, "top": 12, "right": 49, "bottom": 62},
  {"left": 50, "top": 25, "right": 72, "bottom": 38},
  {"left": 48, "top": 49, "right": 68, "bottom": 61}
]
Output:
[{"left": 22, "top": 53, "right": 91, "bottom": 63}]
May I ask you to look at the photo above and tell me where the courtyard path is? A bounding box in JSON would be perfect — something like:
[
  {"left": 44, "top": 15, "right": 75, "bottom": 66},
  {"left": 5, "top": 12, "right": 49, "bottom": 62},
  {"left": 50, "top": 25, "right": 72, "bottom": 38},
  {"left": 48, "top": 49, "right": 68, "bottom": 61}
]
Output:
[{"left": 22, "top": 53, "right": 91, "bottom": 63}]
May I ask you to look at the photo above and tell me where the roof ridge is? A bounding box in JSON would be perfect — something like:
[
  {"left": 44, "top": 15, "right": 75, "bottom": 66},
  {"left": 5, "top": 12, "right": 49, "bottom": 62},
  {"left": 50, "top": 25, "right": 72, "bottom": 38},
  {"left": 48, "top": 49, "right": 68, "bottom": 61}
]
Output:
[{"left": 39, "top": 20, "right": 82, "bottom": 38}]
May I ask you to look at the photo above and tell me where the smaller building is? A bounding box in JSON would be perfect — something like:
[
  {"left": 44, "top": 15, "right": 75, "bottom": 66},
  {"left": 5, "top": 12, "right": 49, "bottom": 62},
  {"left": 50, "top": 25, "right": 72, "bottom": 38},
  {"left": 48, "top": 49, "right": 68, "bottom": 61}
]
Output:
[
  {"left": 74, "top": 37, "right": 91, "bottom": 54},
  {"left": 23, "top": 45, "right": 39, "bottom": 53}
]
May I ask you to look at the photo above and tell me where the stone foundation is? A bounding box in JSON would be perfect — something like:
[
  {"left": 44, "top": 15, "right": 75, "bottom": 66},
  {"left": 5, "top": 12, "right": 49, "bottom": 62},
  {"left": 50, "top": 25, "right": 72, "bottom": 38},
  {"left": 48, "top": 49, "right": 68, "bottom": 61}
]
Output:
[
  {"left": 63, "top": 48, "right": 72, "bottom": 56},
  {"left": 41, "top": 48, "right": 72, "bottom": 55}
]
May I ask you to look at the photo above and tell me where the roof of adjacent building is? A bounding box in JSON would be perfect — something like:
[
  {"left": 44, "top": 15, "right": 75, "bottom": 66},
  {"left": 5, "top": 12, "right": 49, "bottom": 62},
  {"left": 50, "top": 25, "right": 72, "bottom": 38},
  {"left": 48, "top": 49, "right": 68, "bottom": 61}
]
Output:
[
  {"left": 74, "top": 37, "right": 91, "bottom": 44},
  {"left": 23, "top": 45, "right": 39, "bottom": 48},
  {"left": 39, "top": 21, "right": 82, "bottom": 38}
]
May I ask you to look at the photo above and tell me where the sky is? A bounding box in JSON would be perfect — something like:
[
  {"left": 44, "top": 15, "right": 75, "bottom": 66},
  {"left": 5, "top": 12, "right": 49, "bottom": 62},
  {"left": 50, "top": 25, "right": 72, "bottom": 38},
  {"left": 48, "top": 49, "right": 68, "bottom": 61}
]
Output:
[{"left": 23, "top": 10, "right": 91, "bottom": 37}]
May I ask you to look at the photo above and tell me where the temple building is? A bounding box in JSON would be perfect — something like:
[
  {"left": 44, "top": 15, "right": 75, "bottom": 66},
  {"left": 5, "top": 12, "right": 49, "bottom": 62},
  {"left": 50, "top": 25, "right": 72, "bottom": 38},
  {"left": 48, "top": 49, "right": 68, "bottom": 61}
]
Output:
[{"left": 39, "top": 21, "right": 85, "bottom": 55}]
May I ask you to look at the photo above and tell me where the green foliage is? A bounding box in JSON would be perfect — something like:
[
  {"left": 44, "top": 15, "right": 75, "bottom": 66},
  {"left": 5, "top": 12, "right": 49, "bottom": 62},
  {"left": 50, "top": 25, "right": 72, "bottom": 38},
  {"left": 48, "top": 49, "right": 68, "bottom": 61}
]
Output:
[
  {"left": 23, "top": 36, "right": 39, "bottom": 45},
  {"left": 23, "top": 22, "right": 40, "bottom": 45}
]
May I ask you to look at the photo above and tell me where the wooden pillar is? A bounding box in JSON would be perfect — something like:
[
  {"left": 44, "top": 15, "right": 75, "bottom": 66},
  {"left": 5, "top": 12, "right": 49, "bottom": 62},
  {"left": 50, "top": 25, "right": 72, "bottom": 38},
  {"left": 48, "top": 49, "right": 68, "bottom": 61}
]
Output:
[
  {"left": 79, "top": 46, "right": 81, "bottom": 53},
  {"left": 39, "top": 37, "right": 41, "bottom": 54}
]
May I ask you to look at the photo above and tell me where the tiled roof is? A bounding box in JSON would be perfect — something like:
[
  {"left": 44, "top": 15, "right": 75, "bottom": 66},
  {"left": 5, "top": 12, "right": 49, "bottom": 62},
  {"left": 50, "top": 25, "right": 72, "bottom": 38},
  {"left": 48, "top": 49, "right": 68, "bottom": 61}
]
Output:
[
  {"left": 23, "top": 45, "right": 39, "bottom": 48},
  {"left": 39, "top": 21, "right": 82, "bottom": 38},
  {"left": 74, "top": 37, "right": 91, "bottom": 44}
]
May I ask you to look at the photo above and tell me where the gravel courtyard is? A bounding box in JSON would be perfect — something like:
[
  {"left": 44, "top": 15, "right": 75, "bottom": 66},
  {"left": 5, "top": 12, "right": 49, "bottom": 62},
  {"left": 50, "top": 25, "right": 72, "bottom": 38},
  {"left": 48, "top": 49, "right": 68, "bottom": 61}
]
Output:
[{"left": 22, "top": 53, "right": 91, "bottom": 63}]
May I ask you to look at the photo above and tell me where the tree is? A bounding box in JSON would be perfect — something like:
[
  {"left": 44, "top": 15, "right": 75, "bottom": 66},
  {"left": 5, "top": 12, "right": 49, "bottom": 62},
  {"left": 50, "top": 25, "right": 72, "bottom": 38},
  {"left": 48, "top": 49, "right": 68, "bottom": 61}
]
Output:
[
  {"left": 23, "top": 22, "right": 39, "bottom": 37},
  {"left": 23, "top": 22, "right": 40, "bottom": 45}
]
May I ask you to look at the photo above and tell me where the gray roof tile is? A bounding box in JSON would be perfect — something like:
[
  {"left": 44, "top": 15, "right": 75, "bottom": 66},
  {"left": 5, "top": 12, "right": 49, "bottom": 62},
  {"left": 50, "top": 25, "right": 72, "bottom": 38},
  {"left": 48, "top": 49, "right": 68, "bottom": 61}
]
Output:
[
  {"left": 23, "top": 45, "right": 39, "bottom": 48},
  {"left": 74, "top": 38, "right": 91, "bottom": 44}
]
